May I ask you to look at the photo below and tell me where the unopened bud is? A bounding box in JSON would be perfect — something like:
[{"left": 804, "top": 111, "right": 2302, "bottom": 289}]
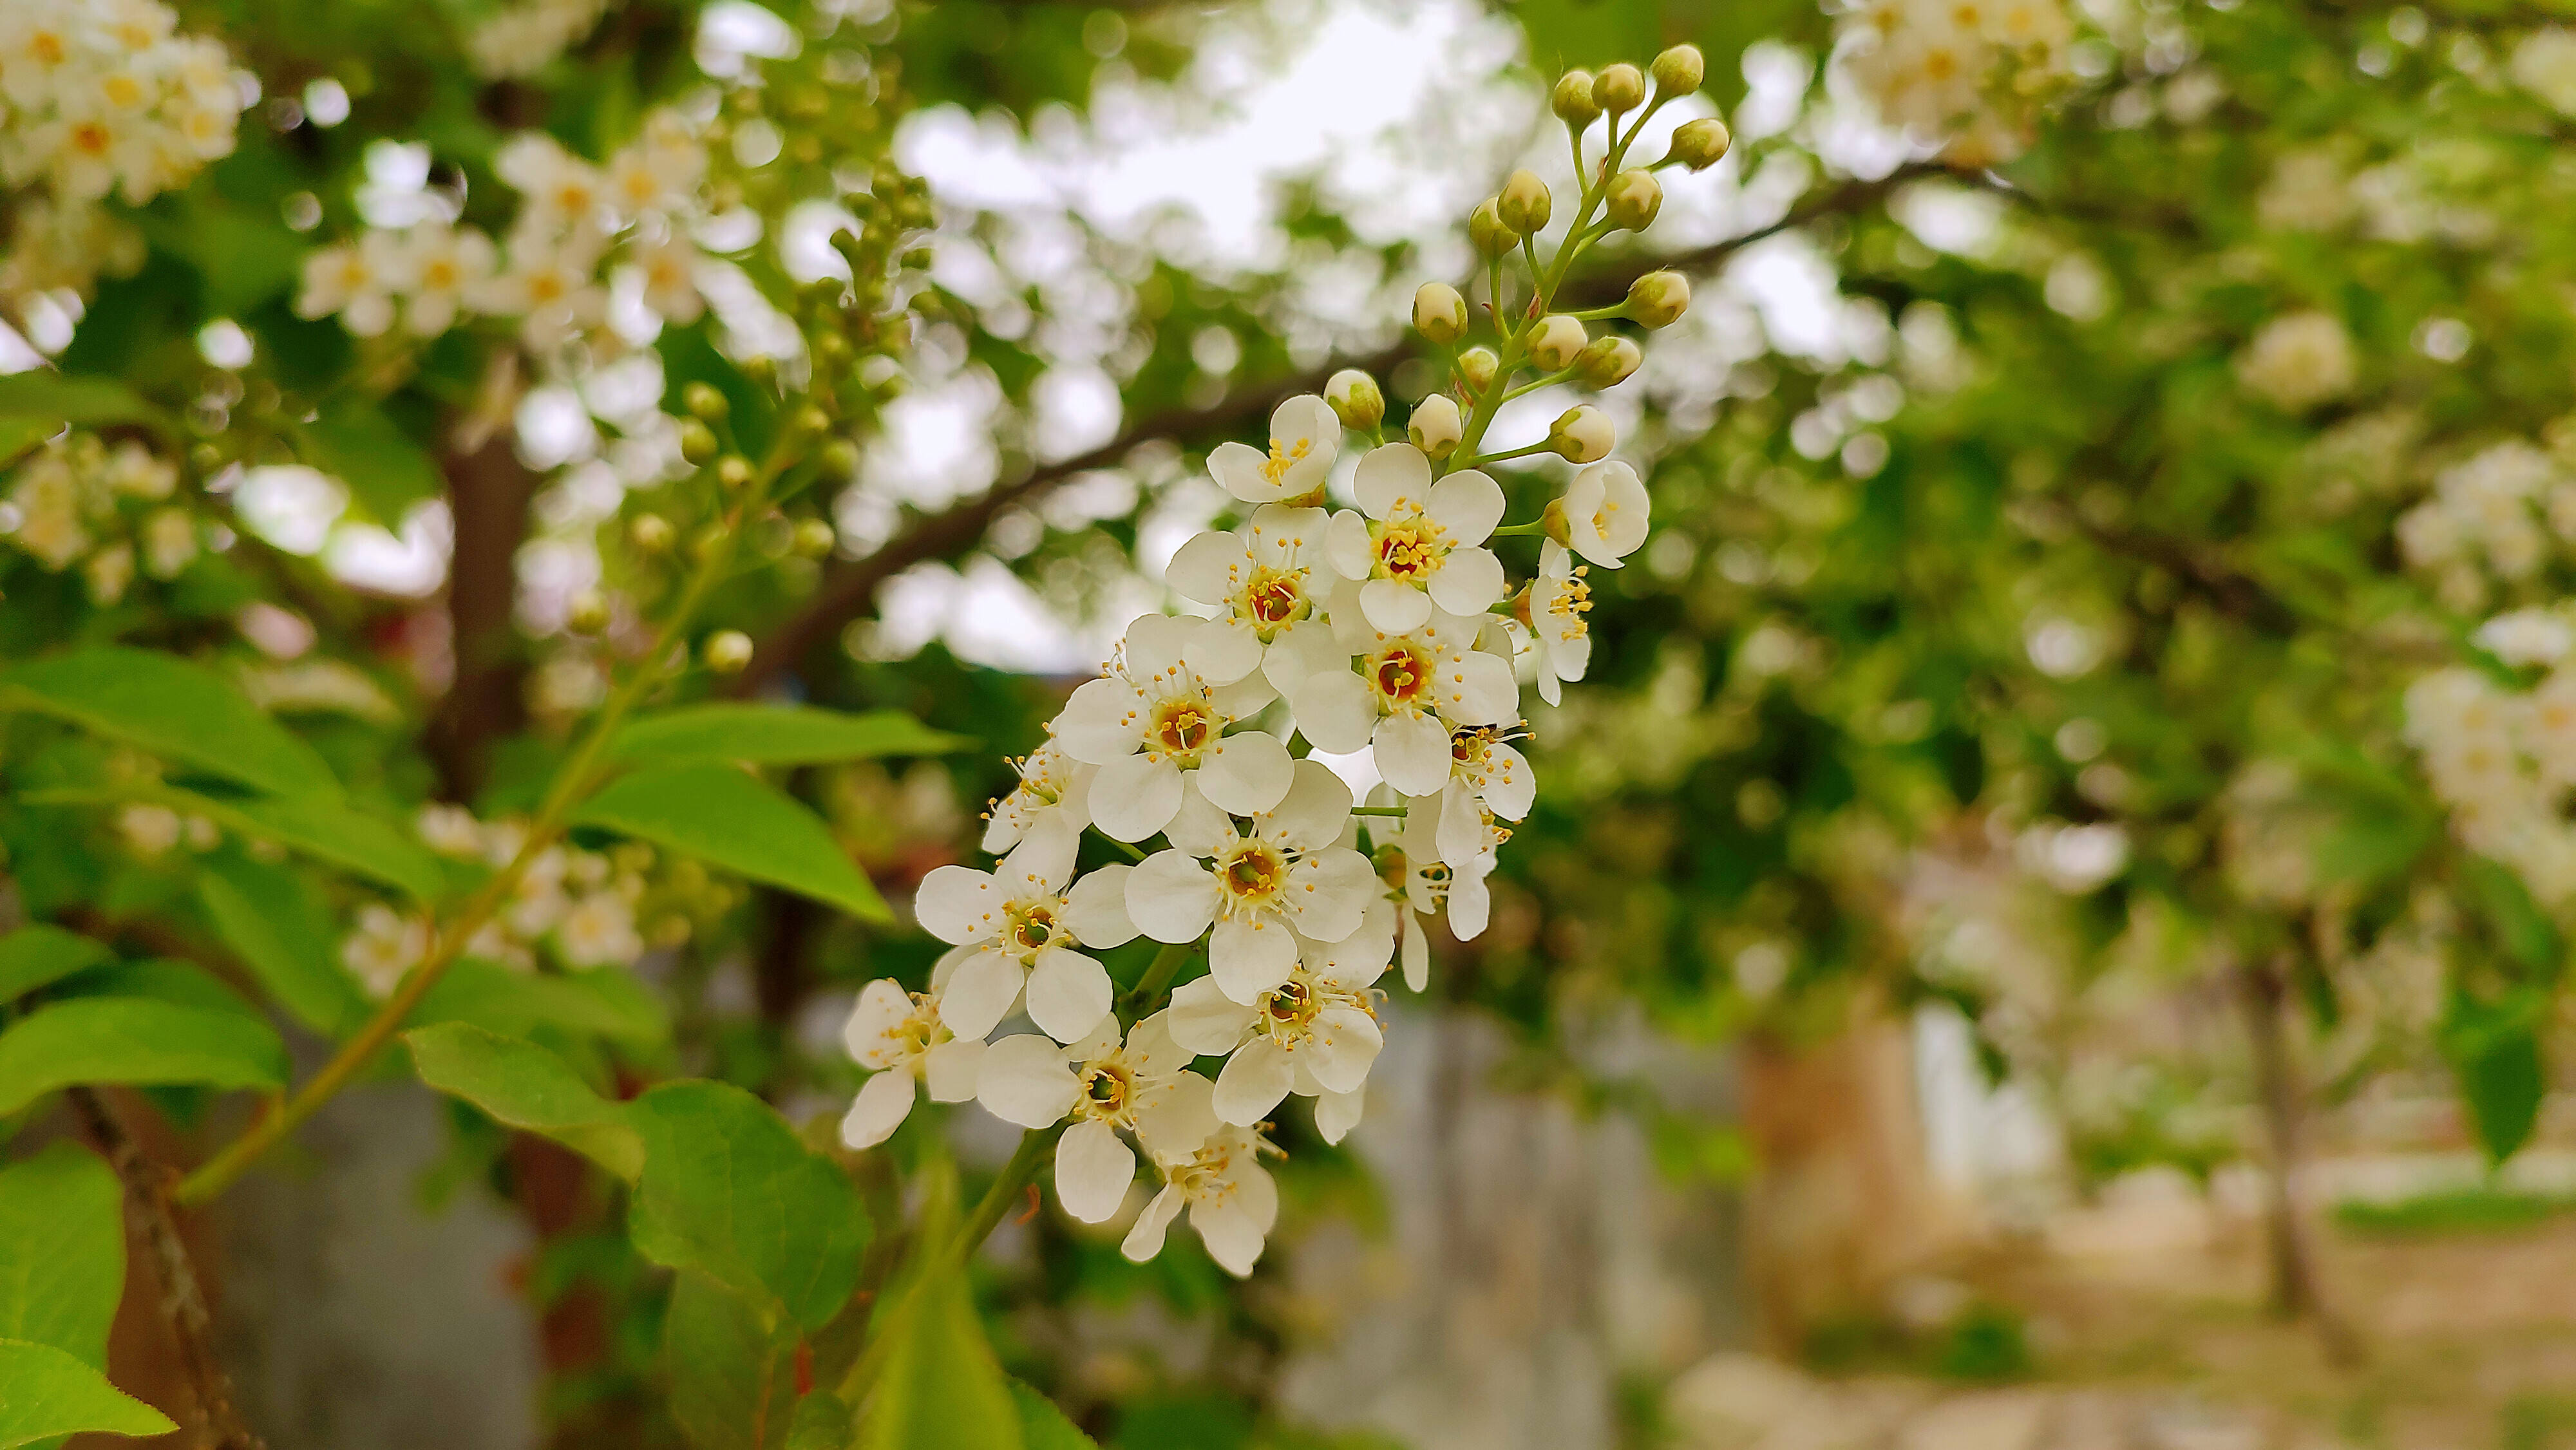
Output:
[
  {"left": 1549, "top": 404, "right": 1615, "bottom": 463},
  {"left": 792, "top": 518, "right": 838, "bottom": 558},
  {"left": 1457, "top": 346, "right": 1499, "bottom": 391},
  {"left": 1552, "top": 70, "right": 1600, "bottom": 126},
  {"left": 795, "top": 405, "right": 833, "bottom": 436},
  {"left": 1663, "top": 117, "right": 1732, "bottom": 171},
  {"left": 1604, "top": 169, "right": 1662, "bottom": 232},
  {"left": 703, "top": 630, "right": 755, "bottom": 674},
  {"left": 1530, "top": 315, "right": 1587, "bottom": 373},
  {"left": 1627, "top": 270, "right": 1690, "bottom": 328},
  {"left": 1651, "top": 44, "right": 1705, "bottom": 96},
  {"left": 629, "top": 513, "right": 675, "bottom": 553},
  {"left": 1595, "top": 63, "right": 1645, "bottom": 115},
  {"left": 1327, "top": 369, "right": 1386, "bottom": 430},
  {"left": 1414, "top": 281, "right": 1469, "bottom": 343},
  {"left": 716, "top": 455, "right": 754, "bottom": 489},
  {"left": 567, "top": 590, "right": 611, "bottom": 634},
  {"left": 1469, "top": 199, "right": 1515, "bottom": 259},
  {"left": 1575, "top": 335, "right": 1642, "bottom": 388},
  {"left": 1410, "top": 394, "right": 1464, "bottom": 458},
  {"left": 682, "top": 381, "right": 729, "bottom": 420},
  {"left": 822, "top": 439, "right": 861, "bottom": 477},
  {"left": 1498, "top": 169, "right": 1551, "bottom": 236},
  {"left": 679, "top": 420, "right": 719, "bottom": 465}
]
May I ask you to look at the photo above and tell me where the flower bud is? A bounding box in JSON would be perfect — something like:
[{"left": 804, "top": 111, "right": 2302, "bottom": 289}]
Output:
[
  {"left": 629, "top": 513, "right": 675, "bottom": 553},
  {"left": 703, "top": 630, "right": 755, "bottom": 674},
  {"left": 1498, "top": 169, "right": 1551, "bottom": 236},
  {"left": 1627, "top": 270, "right": 1690, "bottom": 328},
  {"left": 1595, "top": 63, "right": 1645, "bottom": 115},
  {"left": 1552, "top": 70, "right": 1600, "bottom": 126},
  {"left": 792, "top": 518, "right": 838, "bottom": 558},
  {"left": 1413, "top": 281, "right": 1469, "bottom": 343},
  {"left": 1409, "top": 394, "right": 1464, "bottom": 458},
  {"left": 1651, "top": 44, "right": 1705, "bottom": 96},
  {"left": 1663, "top": 117, "right": 1732, "bottom": 171},
  {"left": 1575, "top": 335, "right": 1642, "bottom": 388},
  {"left": 1604, "top": 169, "right": 1662, "bottom": 232},
  {"left": 1469, "top": 199, "right": 1515, "bottom": 259},
  {"left": 1327, "top": 369, "right": 1386, "bottom": 430},
  {"left": 567, "top": 590, "right": 611, "bottom": 634},
  {"left": 1530, "top": 315, "right": 1587, "bottom": 372},
  {"left": 679, "top": 420, "right": 719, "bottom": 465},
  {"left": 793, "top": 404, "right": 833, "bottom": 436},
  {"left": 1456, "top": 346, "right": 1499, "bottom": 391},
  {"left": 822, "top": 438, "right": 861, "bottom": 477},
  {"left": 682, "top": 381, "right": 729, "bottom": 421},
  {"left": 716, "top": 455, "right": 754, "bottom": 489},
  {"left": 1549, "top": 404, "right": 1615, "bottom": 463}
]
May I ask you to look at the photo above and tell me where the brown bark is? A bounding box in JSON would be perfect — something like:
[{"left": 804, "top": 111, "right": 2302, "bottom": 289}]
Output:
[
  {"left": 427, "top": 433, "right": 539, "bottom": 803},
  {"left": 2231, "top": 955, "right": 2362, "bottom": 1365}
]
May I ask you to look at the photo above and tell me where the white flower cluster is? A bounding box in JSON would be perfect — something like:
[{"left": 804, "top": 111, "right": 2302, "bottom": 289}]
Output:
[
  {"left": 339, "top": 804, "right": 706, "bottom": 997},
  {"left": 296, "top": 111, "right": 711, "bottom": 352},
  {"left": 2235, "top": 312, "right": 2356, "bottom": 415},
  {"left": 0, "top": 431, "right": 197, "bottom": 603},
  {"left": 2406, "top": 641, "right": 2576, "bottom": 903},
  {"left": 838, "top": 391, "right": 1652, "bottom": 1276},
  {"left": 466, "top": 0, "right": 613, "bottom": 81},
  {"left": 2396, "top": 441, "right": 2576, "bottom": 609},
  {"left": 1837, "top": 0, "right": 2075, "bottom": 164}
]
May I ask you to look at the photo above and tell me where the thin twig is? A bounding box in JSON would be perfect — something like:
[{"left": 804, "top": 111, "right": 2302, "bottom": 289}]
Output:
[{"left": 67, "top": 1087, "right": 266, "bottom": 1450}]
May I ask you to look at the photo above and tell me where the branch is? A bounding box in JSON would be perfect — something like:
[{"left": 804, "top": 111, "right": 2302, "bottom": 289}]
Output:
[
  {"left": 67, "top": 1087, "right": 266, "bottom": 1450},
  {"left": 733, "top": 164, "right": 1944, "bottom": 694}
]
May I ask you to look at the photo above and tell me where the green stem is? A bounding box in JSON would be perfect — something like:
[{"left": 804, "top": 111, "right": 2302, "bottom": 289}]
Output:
[
  {"left": 1488, "top": 521, "right": 1551, "bottom": 538},
  {"left": 1349, "top": 805, "right": 1408, "bottom": 816},
  {"left": 838, "top": 1128, "right": 1054, "bottom": 1404},
  {"left": 176, "top": 433, "right": 798, "bottom": 1205},
  {"left": 1119, "top": 939, "right": 1197, "bottom": 1015}
]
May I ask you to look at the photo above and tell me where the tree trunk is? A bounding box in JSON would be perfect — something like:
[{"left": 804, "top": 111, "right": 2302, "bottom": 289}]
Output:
[
  {"left": 2231, "top": 954, "right": 2362, "bottom": 1365},
  {"left": 427, "top": 433, "right": 537, "bottom": 804}
]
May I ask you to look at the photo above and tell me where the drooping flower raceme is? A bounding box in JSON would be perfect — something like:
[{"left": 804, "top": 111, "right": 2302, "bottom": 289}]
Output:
[
  {"left": 1053, "top": 613, "right": 1293, "bottom": 842},
  {"left": 1125, "top": 763, "right": 1379, "bottom": 1003},
  {"left": 840, "top": 978, "right": 985, "bottom": 1149}
]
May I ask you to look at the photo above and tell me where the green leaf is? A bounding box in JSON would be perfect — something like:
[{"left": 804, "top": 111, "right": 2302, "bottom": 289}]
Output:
[
  {"left": 0, "top": 1339, "right": 175, "bottom": 1446},
  {"left": 0, "top": 416, "right": 55, "bottom": 470},
  {"left": 53, "top": 960, "right": 261, "bottom": 1023},
  {"left": 2463, "top": 856, "right": 2562, "bottom": 977},
  {"left": 195, "top": 854, "right": 369, "bottom": 1035},
  {"left": 0, "top": 926, "right": 109, "bottom": 1004},
  {"left": 300, "top": 400, "right": 442, "bottom": 526},
  {"left": 413, "top": 959, "right": 670, "bottom": 1046},
  {"left": 611, "top": 705, "right": 971, "bottom": 767},
  {"left": 667, "top": 1271, "right": 800, "bottom": 1450},
  {"left": 0, "top": 648, "right": 339, "bottom": 801},
  {"left": 627, "top": 1080, "right": 867, "bottom": 1331},
  {"left": 0, "top": 1144, "right": 126, "bottom": 1367},
  {"left": 2444, "top": 991, "right": 2548, "bottom": 1165},
  {"left": 0, "top": 373, "right": 167, "bottom": 433},
  {"left": 574, "top": 764, "right": 888, "bottom": 921},
  {"left": 223, "top": 793, "right": 446, "bottom": 902},
  {"left": 404, "top": 1023, "right": 645, "bottom": 1181},
  {"left": 0, "top": 999, "right": 289, "bottom": 1117},
  {"left": 1010, "top": 1383, "right": 1099, "bottom": 1450},
  {"left": 784, "top": 1394, "right": 856, "bottom": 1450},
  {"left": 861, "top": 1257, "right": 1022, "bottom": 1450}
]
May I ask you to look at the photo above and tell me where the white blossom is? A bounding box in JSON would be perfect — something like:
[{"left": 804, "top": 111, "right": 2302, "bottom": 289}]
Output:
[
  {"left": 1288, "top": 609, "right": 1517, "bottom": 798},
  {"left": 1167, "top": 919, "right": 1392, "bottom": 1130},
  {"left": 974, "top": 1012, "right": 1219, "bottom": 1223},
  {"left": 1163, "top": 505, "right": 1339, "bottom": 690},
  {"left": 1324, "top": 444, "right": 1508, "bottom": 633},
  {"left": 1122, "top": 1122, "right": 1279, "bottom": 1277},
  {"left": 980, "top": 742, "right": 1097, "bottom": 883},
  {"left": 914, "top": 856, "right": 1131, "bottom": 1044},
  {"left": 1522, "top": 541, "right": 1593, "bottom": 706},
  {"left": 840, "top": 977, "right": 985, "bottom": 1149},
  {"left": 1125, "top": 763, "right": 1378, "bottom": 1003},
  {"left": 1207, "top": 394, "right": 1338, "bottom": 505},
  {"left": 1052, "top": 613, "right": 1293, "bottom": 842},
  {"left": 1560, "top": 460, "right": 1649, "bottom": 568}
]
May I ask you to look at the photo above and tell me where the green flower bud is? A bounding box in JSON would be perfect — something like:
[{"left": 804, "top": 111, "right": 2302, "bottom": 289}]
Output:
[
  {"left": 628, "top": 513, "right": 675, "bottom": 553},
  {"left": 1548, "top": 404, "right": 1615, "bottom": 462},
  {"left": 792, "top": 518, "right": 838, "bottom": 558},
  {"left": 1529, "top": 315, "right": 1587, "bottom": 373},
  {"left": 1457, "top": 346, "right": 1499, "bottom": 391},
  {"left": 1594, "top": 63, "right": 1645, "bottom": 115},
  {"left": 1469, "top": 199, "right": 1515, "bottom": 259},
  {"left": 1327, "top": 369, "right": 1386, "bottom": 430},
  {"left": 1414, "top": 281, "right": 1469, "bottom": 344},
  {"left": 1552, "top": 70, "right": 1600, "bottom": 127},
  {"left": 1627, "top": 270, "right": 1691, "bottom": 328},
  {"left": 1410, "top": 394, "right": 1463, "bottom": 458},
  {"left": 682, "top": 381, "right": 729, "bottom": 420},
  {"left": 716, "top": 455, "right": 754, "bottom": 489},
  {"left": 1498, "top": 169, "right": 1552, "bottom": 236},
  {"left": 1604, "top": 169, "right": 1662, "bottom": 232},
  {"left": 1651, "top": 44, "right": 1705, "bottom": 96},
  {"left": 822, "top": 439, "right": 862, "bottom": 476},
  {"left": 679, "top": 420, "right": 719, "bottom": 465},
  {"left": 1663, "top": 117, "right": 1732, "bottom": 171},
  {"left": 1575, "top": 335, "right": 1643, "bottom": 388},
  {"left": 703, "top": 630, "right": 755, "bottom": 674},
  {"left": 567, "top": 590, "right": 610, "bottom": 634}
]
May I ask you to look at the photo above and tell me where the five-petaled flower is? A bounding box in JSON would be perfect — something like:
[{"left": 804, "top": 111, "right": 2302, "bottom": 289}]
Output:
[
  {"left": 1053, "top": 613, "right": 1293, "bottom": 842},
  {"left": 840, "top": 978, "right": 985, "bottom": 1149},
  {"left": 1325, "top": 443, "right": 1509, "bottom": 634},
  {"left": 1125, "top": 763, "right": 1379, "bottom": 1003},
  {"left": 974, "top": 1012, "right": 1220, "bottom": 1223}
]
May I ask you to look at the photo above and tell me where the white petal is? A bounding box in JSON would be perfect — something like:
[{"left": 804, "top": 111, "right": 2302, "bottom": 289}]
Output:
[
  {"left": 1191, "top": 618, "right": 1265, "bottom": 686},
  {"left": 1168, "top": 977, "right": 1256, "bottom": 1054},
  {"left": 999, "top": 825, "right": 1077, "bottom": 890},
  {"left": 1212, "top": 1039, "right": 1296, "bottom": 1125},
  {"left": 1122, "top": 1184, "right": 1186, "bottom": 1263},
  {"left": 1359, "top": 578, "right": 1435, "bottom": 635},
  {"left": 1283, "top": 849, "right": 1376, "bottom": 947},
  {"left": 1056, "top": 1118, "right": 1136, "bottom": 1224},
  {"left": 1127, "top": 851, "right": 1221, "bottom": 943},
  {"left": 1265, "top": 758, "right": 1353, "bottom": 851},
  {"left": 1207, "top": 440, "right": 1271, "bottom": 502},
  {"left": 1289, "top": 672, "right": 1376, "bottom": 755},
  {"left": 1089, "top": 752, "right": 1184, "bottom": 843},
  {"left": 1124, "top": 1012, "right": 1190, "bottom": 1077},
  {"left": 1307, "top": 1006, "right": 1383, "bottom": 1094},
  {"left": 1325, "top": 509, "right": 1374, "bottom": 581},
  {"left": 844, "top": 978, "right": 913, "bottom": 1068},
  {"left": 1164, "top": 528, "right": 1245, "bottom": 605},
  {"left": 1400, "top": 914, "right": 1430, "bottom": 992},
  {"left": 1025, "top": 948, "right": 1113, "bottom": 1044},
  {"left": 1304, "top": 907, "right": 1394, "bottom": 986},
  {"left": 929, "top": 943, "right": 979, "bottom": 993},
  {"left": 1439, "top": 780, "right": 1492, "bottom": 872},
  {"left": 1448, "top": 867, "right": 1491, "bottom": 940},
  {"left": 1196, "top": 730, "right": 1294, "bottom": 816},
  {"left": 1211, "top": 669, "right": 1278, "bottom": 720},
  {"left": 1122, "top": 612, "right": 1198, "bottom": 677},
  {"left": 1261, "top": 619, "right": 1344, "bottom": 698},
  {"left": 1428, "top": 547, "right": 1505, "bottom": 617},
  {"left": 1314, "top": 1087, "right": 1366, "bottom": 1145},
  {"left": 1448, "top": 648, "right": 1518, "bottom": 726},
  {"left": 924, "top": 1039, "right": 985, "bottom": 1102},
  {"left": 913, "top": 865, "right": 1001, "bottom": 946},
  {"left": 1426, "top": 469, "right": 1505, "bottom": 543},
  {"left": 1210, "top": 914, "right": 1300, "bottom": 1003},
  {"left": 839, "top": 1070, "right": 916, "bottom": 1149},
  {"left": 1063, "top": 865, "right": 1139, "bottom": 948},
  {"left": 1136, "top": 1069, "right": 1221, "bottom": 1158},
  {"left": 1053, "top": 677, "right": 1144, "bottom": 763},
  {"left": 1481, "top": 742, "right": 1536, "bottom": 820},
  {"left": 1374, "top": 710, "right": 1453, "bottom": 796},
  {"left": 976, "top": 1034, "right": 1081, "bottom": 1128},
  {"left": 939, "top": 949, "right": 1025, "bottom": 1040},
  {"left": 1354, "top": 442, "right": 1430, "bottom": 519},
  {"left": 1164, "top": 781, "right": 1238, "bottom": 860},
  {"left": 1192, "top": 1194, "right": 1269, "bottom": 1277}
]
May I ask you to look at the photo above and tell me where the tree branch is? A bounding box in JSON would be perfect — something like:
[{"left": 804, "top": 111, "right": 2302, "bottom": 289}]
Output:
[
  {"left": 66, "top": 1087, "right": 265, "bottom": 1450},
  {"left": 733, "top": 164, "right": 1943, "bottom": 694}
]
